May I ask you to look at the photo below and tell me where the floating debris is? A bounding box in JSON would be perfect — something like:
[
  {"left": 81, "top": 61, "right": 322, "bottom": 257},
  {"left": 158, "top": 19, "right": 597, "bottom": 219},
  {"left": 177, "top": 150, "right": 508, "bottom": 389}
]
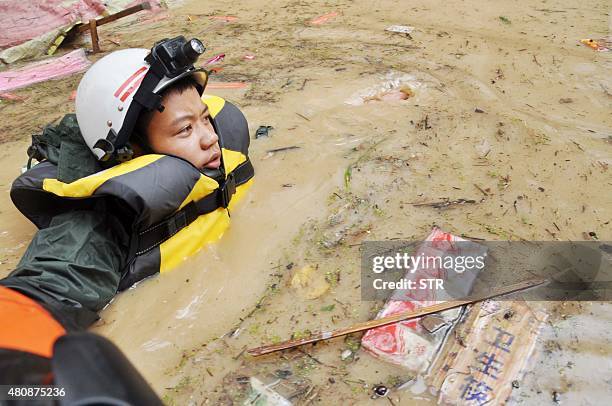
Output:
[
  {"left": 209, "top": 15, "right": 238, "bottom": 22},
  {"left": 320, "top": 304, "right": 335, "bottom": 312},
  {"left": 429, "top": 301, "right": 547, "bottom": 405},
  {"left": 0, "top": 49, "right": 90, "bottom": 92},
  {"left": 345, "top": 72, "right": 423, "bottom": 106},
  {"left": 204, "top": 53, "right": 225, "bottom": 65},
  {"left": 340, "top": 349, "right": 352, "bottom": 360},
  {"left": 310, "top": 11, "right": 339, "bottom": 25},
  {"left": 412, "top": 198, "right": 477, "bottom": 209},
  {"left": 385, "top": 25, "right": 414, "bottom": 35},
  {"left": 266, "top": 146, "right": 300, "bottom": 154},
  {"left": 206, "top": 82, "right": 248, "bottom": 89},
  {"left": 361, "top": 228, "right": 488, "bottom": 372},
  {"left": 0, "top": 92, "right": 26, "bottom": 101},
  {"left": 372, "top": 385, "right": 389, "bottom": 398},
  {"left": 419, "top": 315, "right": 448, "bottom": 333},
  {"left": 244, "top": 377, "right": 292, "bottom": 406},
  {"left": 290, "top": 265, "right": 330, "bottom": 300},
  {"left": 580, "top": 38, "right": 610, "bottom": 52},
  {"left": 362, "top": 86, "right": 413, "bottom": 103},
  {"left": 255, "top": 125, "right": 273, "bottom": 139}
]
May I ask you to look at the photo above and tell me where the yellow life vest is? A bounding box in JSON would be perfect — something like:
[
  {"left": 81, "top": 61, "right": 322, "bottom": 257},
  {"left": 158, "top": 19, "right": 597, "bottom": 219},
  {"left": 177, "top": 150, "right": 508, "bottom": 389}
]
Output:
[{"left": 11, "top": 95, "right": 254, "bottom": 290}]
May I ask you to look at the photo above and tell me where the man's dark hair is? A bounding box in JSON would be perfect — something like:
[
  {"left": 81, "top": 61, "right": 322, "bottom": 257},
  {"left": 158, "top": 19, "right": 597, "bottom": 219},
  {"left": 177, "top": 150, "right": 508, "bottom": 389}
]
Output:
[{"left": 132, "top": 75, "right": 201, "bottom": 150}]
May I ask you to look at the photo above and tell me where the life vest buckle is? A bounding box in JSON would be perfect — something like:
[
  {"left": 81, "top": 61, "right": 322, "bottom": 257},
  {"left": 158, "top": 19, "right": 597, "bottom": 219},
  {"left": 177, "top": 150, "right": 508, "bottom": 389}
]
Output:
[{"left": 218, "top": 172, "right": 236, "bottom": 208}]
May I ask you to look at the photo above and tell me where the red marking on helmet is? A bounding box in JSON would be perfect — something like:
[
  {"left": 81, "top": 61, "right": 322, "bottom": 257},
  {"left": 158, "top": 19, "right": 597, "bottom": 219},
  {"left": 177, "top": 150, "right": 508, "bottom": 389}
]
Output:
[
  {"left": 114, "top": 66, "right": 147, "bottom": 98},
  {"left": 120, "top": 74, "right": 146, "bottom": 102}
]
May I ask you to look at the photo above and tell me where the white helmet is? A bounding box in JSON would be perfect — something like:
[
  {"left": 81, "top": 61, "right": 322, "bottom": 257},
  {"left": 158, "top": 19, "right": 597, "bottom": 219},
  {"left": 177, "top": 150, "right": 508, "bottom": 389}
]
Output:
[{"left": 76, "top": 36, "right": 209, "bottom": 161}]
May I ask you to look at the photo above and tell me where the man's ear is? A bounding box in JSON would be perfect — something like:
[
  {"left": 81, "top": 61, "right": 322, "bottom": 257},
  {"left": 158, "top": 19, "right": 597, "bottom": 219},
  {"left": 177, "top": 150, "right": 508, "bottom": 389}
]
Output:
[
  {"left": 130, "top": 142, "right": 145, "bottom": 157},
  {"left": 129, "top": 131, "right": 154, "bottom": 156}
]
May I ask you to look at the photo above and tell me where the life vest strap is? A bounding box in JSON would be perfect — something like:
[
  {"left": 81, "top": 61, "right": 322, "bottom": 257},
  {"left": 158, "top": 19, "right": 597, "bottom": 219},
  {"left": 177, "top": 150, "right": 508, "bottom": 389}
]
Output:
[{"left": 136, "top": 159, "right": 254, "bottom": 255}]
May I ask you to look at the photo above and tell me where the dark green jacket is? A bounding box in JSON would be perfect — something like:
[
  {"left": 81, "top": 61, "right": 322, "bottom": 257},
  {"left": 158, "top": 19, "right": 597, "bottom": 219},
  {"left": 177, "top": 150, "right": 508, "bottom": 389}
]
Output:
[
  {"left": 1, "top": 208, "right": 128, "bottom": 330},
  {"left": 1, "top": 115, "right": 128, "bottom": 330}
]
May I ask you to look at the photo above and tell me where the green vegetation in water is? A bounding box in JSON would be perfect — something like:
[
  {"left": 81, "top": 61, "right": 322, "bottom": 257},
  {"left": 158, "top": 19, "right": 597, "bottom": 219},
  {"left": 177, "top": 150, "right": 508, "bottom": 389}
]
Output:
[
  {"left": 344, "top": 165, "right": 353, "bottom": 189},
  {"left": 161, "top": 393, "right": 176, "bottom": 406},
  {"left": 291, "top": 329, "right": 312, "bottom": 340},
  {"left": 269, "top": 334, "right": 282, "bottom": 344},
  {"left": 295, "top": 355, "right": 319, "bottom": 376},
  {"left": 344, "top": 137, "right": 389, "bottom": 190},
  {"left": 174, "top": 376, "right": 192, "bottom": 391},
  {"left": 248, "top": 322, "right": 261, "bottom": 336},
  {"left": 387, "top": 374, "right": 414, "bottom": 388},
  {"left": 344, "top": 334, "right": 362, "bottom": 353},
  {"left": 291, "top": 222, "right": 309, "bottom": 246},
  {"left": 373, "top": 204, "right": 385, "bottom": 217},
  {"left": 499, "top": 16, "right": 511, "bottom": 24},
  {"left": 325, "top": 268, "right": 341, "bottom": 287},
  {"left": 320, "top": 304, "right": 336, "bottom": 312}
]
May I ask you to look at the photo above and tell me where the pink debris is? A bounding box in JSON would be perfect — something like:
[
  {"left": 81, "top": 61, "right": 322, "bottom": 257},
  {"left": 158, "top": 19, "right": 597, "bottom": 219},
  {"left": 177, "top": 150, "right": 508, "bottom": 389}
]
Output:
[
  {"left": 204, "top": 53, "right": 225, "bottom": 65},
  {"left": 243, "top": 54, "right": 256, "bottom": 60},
  {"left": 209, "top": 16, "right": 238, "bottom": 22},
  {"left": 0, "top": 1, "right": 162, "bottom": 51},
  {"left": 310, "top": 11, "right": 339, "bottom": 25},
  {"left": 69, "top": 90, "right": 77, "bottom": 100},
  {"left": 361, "top": 227, "right": 487, "bottom": 371},
  {"left": 0, "top": 49, "right": 91, "bottom": 92},
  {"left": 206, "top": 82, "right": 248, "bottom": 89},
  {"left": 0, "top": 1, "right": 105, "bottom": 50},
  {"left": 0, "top": 92, "right": 27, "bottom": 101}
]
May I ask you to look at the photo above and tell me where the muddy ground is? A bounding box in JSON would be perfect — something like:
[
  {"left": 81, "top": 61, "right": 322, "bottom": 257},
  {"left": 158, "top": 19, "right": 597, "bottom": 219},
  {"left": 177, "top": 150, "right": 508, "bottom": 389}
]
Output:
[{"left": 0, "top": 0, "right": 611, "bottom": 404}]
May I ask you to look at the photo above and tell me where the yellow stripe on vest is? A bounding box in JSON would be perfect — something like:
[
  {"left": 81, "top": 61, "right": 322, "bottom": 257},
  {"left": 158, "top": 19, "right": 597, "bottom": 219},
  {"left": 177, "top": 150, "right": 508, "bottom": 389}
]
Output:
[
  {"left": 201, "top": 94, "right": 225, "bottom": 118},
  {"left": 158, "top": 181, "right": 252, "bottom": 273},
  {"left": 177, "top": 176, "right": 219, "bottom": 211},
  {"left": 42, "top": 155, "right": 163, "bottom": 197},
  {"left": 221, "top": 148, "right": 247, "bottom": 177}
]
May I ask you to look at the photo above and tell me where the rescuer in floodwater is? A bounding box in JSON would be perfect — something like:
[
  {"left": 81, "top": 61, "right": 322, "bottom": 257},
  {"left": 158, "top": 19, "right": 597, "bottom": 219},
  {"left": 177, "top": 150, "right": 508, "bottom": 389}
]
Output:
[{"left": 0, "top": 36, "right": 253, "bottom": 403}]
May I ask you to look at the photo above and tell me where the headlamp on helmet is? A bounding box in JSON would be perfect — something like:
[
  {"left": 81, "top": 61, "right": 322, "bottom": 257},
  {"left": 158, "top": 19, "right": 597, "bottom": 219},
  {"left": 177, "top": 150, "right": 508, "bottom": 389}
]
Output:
[{"left": 146, "top": 37, "right": 206, "bottom": 78}]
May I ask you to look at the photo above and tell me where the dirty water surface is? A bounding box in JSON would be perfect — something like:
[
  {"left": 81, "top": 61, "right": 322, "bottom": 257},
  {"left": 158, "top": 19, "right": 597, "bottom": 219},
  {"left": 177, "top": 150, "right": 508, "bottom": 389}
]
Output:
[{"left": 0, "top": 0, "right": 610, "bottom": 404}]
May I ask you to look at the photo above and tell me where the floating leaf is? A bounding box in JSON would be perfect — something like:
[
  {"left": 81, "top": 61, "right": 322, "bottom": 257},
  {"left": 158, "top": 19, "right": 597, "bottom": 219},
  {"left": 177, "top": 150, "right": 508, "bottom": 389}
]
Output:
[
  {"left": 290, "top": 266, "right": 330, "bottom": 299},
  {"left": 344, "top": 165, "right": 352, "bottom": 189}
]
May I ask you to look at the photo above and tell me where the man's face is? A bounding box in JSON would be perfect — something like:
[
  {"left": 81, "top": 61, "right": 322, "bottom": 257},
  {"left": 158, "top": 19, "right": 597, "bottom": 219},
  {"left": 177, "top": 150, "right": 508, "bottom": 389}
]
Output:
[{"left": 144, "top": 86, "right": 221, "bottom": 169}]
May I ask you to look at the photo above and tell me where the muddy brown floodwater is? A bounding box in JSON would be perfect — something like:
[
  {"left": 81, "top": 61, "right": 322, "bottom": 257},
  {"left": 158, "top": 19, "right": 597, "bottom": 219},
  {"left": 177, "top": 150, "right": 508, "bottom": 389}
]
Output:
[{"left": 0, "top": 0, "right": 610, "bottom": 404}]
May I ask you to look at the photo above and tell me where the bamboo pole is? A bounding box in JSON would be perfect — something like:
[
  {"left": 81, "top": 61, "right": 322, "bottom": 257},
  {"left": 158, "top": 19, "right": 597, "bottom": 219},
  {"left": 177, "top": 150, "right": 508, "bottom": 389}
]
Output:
[
  {"left": 247, "top": 278, "right": 547, "bottom": 357},
  {"left": 88, "top": 19, "right": 100, "bottom": 53},
  {"left": 76, "top": 3, "right": 152, "bottom": 33}
]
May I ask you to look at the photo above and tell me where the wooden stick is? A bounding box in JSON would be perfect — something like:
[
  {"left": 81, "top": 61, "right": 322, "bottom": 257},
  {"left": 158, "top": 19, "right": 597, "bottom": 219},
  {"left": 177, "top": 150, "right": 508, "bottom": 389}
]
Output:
[
  {"left": 76, "top": 3, "right": 151, "bottom": 33},
  {"left": 247, "top": 278, "right": 547, "bottom": 357},
  {"left": 89, "top": 19, "right": 100, "bottom": 53}
]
